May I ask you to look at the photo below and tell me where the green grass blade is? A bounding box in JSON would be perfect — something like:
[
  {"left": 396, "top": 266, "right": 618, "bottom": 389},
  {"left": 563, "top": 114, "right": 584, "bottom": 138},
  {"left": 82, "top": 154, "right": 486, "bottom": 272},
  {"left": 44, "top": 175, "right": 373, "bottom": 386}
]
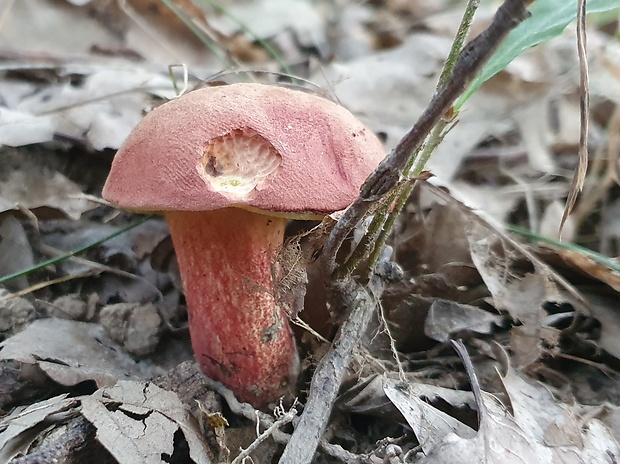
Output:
[
  {"left": 158, "top": 0, "right": 233, "bottom": 66},
  {"left": 506, "top": 224, "right": 620, "bottom": 273},
  {"left": 0, "top": 215, "right": 153, "bottom": 286},
  {"left": 200, "top": 0, "right": 293, "bottom": 76}
]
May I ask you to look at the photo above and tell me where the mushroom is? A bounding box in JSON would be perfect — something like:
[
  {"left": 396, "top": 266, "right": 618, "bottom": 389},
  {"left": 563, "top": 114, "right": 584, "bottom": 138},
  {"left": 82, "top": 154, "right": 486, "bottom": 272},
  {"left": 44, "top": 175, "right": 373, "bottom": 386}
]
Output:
[{"left": 102, "top": 83, "right": 385, "bottom": 407}]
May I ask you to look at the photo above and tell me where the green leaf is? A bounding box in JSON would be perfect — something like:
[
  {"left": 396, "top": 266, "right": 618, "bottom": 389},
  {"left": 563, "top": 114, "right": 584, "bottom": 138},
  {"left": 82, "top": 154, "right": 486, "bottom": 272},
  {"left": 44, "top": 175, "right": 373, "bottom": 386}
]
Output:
[{"left": 456, "top": 0, "right": 620, "bottom": 108}]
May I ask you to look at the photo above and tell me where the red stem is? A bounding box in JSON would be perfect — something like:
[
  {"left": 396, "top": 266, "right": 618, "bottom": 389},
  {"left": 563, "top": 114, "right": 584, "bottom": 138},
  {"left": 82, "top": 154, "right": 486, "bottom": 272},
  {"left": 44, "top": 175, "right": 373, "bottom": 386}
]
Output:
[{"left": 165, "top": 208, "right": 298, "bottom": 407}]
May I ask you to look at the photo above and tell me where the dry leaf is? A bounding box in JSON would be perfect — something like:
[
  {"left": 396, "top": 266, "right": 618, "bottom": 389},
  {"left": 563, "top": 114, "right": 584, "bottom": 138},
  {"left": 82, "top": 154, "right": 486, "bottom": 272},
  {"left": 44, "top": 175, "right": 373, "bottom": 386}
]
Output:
[
  {"left": 0, "top": 159, "right": 94, "bottom": 219},
  {"left": 0, "top": 290, "right": 36, "bottom": 336},
  {"left": 339, "top": 374, "right": 477, "bottom": 423},
  {"left": 209, "top": 0, "right": 326, "bottom": 51},
  {"left": 424, "top": 300, "right": 506, "bottom": 343},
  {"left": 0, "top": 215, "right": 34, "bottom": 291},
  {"left": 99, "top": 302, "right": 162, "bottom": 357},
  {"left": 82, "top": 381, "right": 214, "bottom": 464},
  {"left": 467, "top": 223, "right": 566, "bottom": 367},
  {"left": 0, "top": 394, "right": 78, "bottom": 462},
  {"left": 0, "top": 318, "right": 162, "bottom": 387},
  {"left": 383, "top": 379, "right": 477, "bottom": 454},
  {"left": 415, "top": 369, "right": 619, "bottom": 463},
  {"left": 467, "top": 223, "right": 563, "bottom": 324},
  {"left": 581, "top": 290, "right": 620, "bottom": 359}
]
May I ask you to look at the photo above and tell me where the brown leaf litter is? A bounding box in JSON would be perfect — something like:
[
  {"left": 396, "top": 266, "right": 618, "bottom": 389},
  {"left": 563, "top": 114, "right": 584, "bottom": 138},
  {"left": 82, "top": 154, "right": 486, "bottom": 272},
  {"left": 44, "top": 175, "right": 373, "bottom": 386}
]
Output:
[{"left": 1, "top": 0, "right": 620, "bottom": 462}]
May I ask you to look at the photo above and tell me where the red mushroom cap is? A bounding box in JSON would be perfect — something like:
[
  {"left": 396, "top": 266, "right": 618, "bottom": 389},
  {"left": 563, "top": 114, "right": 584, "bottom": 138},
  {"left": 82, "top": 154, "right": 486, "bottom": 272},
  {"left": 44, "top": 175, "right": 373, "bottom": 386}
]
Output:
[{"left": 102, "top": 83, "right": 385, "bottom": 215}]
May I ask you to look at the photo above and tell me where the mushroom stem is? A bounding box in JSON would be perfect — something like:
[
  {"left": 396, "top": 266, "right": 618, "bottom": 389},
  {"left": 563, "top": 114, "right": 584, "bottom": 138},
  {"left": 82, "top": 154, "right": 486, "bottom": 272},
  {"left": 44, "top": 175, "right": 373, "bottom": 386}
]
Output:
[{"left": 164, "top": 208, "right": 298, "bottom": 407}]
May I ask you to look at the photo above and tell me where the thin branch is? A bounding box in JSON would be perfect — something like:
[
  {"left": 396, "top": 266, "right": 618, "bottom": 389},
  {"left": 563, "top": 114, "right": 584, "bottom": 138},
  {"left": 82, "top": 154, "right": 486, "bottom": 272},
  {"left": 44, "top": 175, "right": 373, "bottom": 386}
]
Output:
[
  {"left": 336, "top": 0, "right": 475, "bottom": 281},
  {"left": 231, "top": 402, "right": 298, "bottom": 464},
  {"left": 278, "top": 279, "right": 377, "bottom": 464},
  {"left": 322, "top": 0, "right": 536, "bottom": 277},
  {"left": 202, "top": 376, "right": 364, "bottom": 462}
]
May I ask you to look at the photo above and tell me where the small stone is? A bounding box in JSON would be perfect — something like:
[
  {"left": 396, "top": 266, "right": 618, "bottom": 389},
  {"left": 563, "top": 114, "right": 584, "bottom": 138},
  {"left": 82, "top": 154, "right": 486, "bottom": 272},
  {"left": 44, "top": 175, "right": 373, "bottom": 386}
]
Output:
[
  {"left": 50, "top": 295, "right": 88, "bottom": 320},
  {"left": 99, "top": 303, "right": 162, "bottom": 357}
]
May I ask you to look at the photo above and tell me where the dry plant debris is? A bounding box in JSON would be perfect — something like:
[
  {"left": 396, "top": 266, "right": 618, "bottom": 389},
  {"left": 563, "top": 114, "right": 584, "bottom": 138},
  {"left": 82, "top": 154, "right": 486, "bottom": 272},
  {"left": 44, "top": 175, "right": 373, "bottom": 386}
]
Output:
[
  {"left": 0, "top": 318, "right": 163, "bottom": 388},
  {"left": 81, "top": 381, "right": 214, "bottom": 464},
  {"left": 387, "top": 369, "right": 619, "bottom": 463},
  {"left": 0, "top": 394, "right": 79, "bottom": 462},
  {"left": 0, "top": 0, "right": 620, "bottom": 462}
]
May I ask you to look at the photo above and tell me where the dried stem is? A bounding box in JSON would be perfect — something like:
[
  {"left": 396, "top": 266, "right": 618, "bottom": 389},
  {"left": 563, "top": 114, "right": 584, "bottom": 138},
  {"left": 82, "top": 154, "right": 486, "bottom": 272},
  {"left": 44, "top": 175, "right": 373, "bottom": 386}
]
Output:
[
  {"left": 231, "top": 402, "right": 298, "bottom": 464},
  {"left": 322, "top": 0, "right": 535, "bottom": 278},
  {"left": 278, "top": 279, "right": 378, "bottom": 464},
  {"left": 560, "top": 0, "right": 589, "bottom": 233}
]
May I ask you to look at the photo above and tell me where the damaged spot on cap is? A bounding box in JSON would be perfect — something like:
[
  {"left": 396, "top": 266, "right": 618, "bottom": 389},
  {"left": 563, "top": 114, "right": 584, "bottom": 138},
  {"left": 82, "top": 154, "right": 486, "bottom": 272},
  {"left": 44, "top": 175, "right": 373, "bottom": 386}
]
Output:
[{"left": 198, "top": 128, "right": 281, "bottom": 199}]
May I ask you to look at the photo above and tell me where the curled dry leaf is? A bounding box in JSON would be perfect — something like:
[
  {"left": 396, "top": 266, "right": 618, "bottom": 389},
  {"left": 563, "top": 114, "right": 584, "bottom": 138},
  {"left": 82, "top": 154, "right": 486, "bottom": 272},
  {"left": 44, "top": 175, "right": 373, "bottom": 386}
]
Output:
[
  {"left": 0, "top": 394, "right": 78, "bottom": 463},
  {"left": 551, "top": 246, "right": 620, "bottom": 293},
  {"left": 466, "top": 222, "right": 565, "bottom": 368},
  {"left": 407, "top": 369, "right": 619, "bottom": 463},
  {"left": 467, "top": 222, "right": 563, "bottom": 324},
  {"left": 0, "top": 154, "right": 95, "bottom": 220},
  {"left": 81, "top": 381, "right": 214, "bottom": 464},
  {"left": 41, "top": 218, "right": 170, "bottom": 305},
  {"left": 339, "top": 374, "right": 477, "bottom": 423},
  {"left": 424, "top": 299, "right": 507, "bottom": 343},
  {"left": 383, "top": 379, "right": 477, "bottom": 455}
]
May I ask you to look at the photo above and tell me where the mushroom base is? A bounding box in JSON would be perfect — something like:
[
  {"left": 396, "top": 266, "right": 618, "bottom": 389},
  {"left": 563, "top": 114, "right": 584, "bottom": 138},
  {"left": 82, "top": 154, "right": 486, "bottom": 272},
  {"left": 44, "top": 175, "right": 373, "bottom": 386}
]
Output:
[{"left": 165, "top": 208, "right": 298, "bottom": 407}]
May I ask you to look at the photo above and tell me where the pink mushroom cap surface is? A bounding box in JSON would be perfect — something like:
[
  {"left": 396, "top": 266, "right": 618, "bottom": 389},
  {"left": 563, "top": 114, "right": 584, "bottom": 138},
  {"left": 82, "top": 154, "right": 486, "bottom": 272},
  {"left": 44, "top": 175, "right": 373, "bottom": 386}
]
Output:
[{"left": 103, "top": 83, "right": 385, "bottom": 215}]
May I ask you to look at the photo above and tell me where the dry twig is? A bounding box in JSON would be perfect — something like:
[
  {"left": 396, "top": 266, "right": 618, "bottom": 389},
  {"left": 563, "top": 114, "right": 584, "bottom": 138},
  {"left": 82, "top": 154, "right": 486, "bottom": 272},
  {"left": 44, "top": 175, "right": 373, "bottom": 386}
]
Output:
[{"left": 322, "top": 0, "right": 537, "bottom": 277}]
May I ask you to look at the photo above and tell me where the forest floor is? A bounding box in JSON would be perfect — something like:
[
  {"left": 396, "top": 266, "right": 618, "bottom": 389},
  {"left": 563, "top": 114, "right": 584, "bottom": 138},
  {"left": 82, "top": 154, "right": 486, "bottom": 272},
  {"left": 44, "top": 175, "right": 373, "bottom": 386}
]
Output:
[{"left": 0, "top": 0, "right": 619, "bottom": 463}]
